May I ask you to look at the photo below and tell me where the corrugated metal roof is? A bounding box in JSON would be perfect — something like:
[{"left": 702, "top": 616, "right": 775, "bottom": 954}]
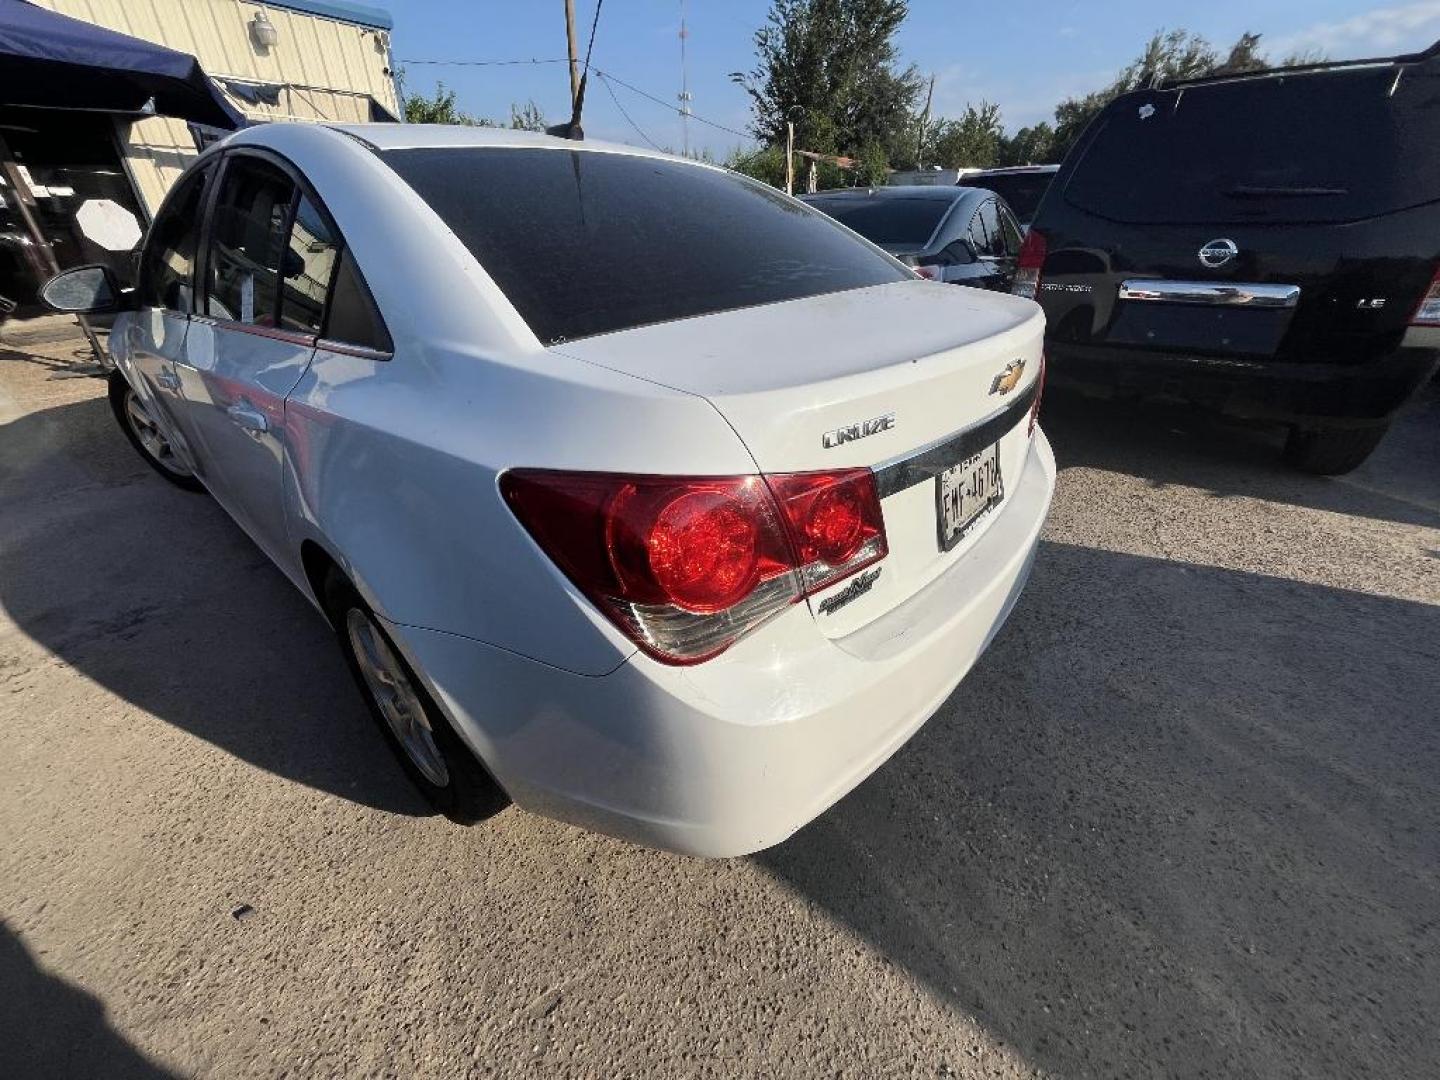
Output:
[{"left": 264, "top": 0, "right": 393, "bottom": 31}]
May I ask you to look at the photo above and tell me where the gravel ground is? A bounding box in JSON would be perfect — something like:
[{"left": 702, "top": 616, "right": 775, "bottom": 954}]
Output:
[{"left": 2, "top": 323, "right": 1437, "bottom": 1079}]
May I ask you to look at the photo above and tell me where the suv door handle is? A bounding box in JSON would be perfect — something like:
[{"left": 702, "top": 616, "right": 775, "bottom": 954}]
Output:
[
  {"left": 226, "top": 401, "right": 269, "bottom": 434},
  {"left": 155, "top": 369, "right": 180, "bottom": 391}
]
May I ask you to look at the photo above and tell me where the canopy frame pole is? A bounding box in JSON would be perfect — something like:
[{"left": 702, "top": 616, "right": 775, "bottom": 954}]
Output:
[{"left": 0, "top": 131, "right": 107, "bottom": 367}]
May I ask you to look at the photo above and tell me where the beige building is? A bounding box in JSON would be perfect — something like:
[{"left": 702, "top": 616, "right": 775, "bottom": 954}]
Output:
[{"left": 32, "top": 0, "right": 400, "bottom": 214}]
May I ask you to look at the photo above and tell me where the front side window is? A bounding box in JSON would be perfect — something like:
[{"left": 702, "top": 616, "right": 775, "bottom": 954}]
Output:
[
  {"left": 380, "top": 147, "right": 910, "bottom": 344},
  {"left": 139, "top": 163, "right": 212, "bottom": 312},
  {"left": 205, "top": 157, "right": 295, "bottom": 326}
]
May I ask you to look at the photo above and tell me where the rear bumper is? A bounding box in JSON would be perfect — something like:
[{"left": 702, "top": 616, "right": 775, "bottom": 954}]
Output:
[
  {"left": 1046, "top": 332, "right": 1439, "bottom": 427},
  {"left": 386, "top": 430, "right": 1056, "bottom": 858}
]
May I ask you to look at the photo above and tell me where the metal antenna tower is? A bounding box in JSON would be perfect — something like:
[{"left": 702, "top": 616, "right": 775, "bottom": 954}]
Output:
[{"left": 677, "top": 0, "right": 692, "bottom": 155}]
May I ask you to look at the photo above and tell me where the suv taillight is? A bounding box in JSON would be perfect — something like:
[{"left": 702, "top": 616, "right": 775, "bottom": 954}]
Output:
[
  {"left": 500, "top": 469, "right": 887, "bottom": 665},
  {"left": 1012, "top": 229, "right": 1047, "bottom": 301},
  {"left": 1412, "top": 266, "right": 1440, "bottom": 326}
]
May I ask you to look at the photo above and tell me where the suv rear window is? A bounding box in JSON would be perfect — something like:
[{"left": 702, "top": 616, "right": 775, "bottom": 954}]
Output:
[
  {"left": 804, "top": 196, "right": 950, "bottom": 248},
  {"left": 380, "top": 147, "right": 909, "bottom": 343},
  {"left": 1065, "top": 64, "right": 1440, "bottom": 226}
]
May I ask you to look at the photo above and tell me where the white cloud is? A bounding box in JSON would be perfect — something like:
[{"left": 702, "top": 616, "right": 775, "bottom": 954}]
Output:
[{"left": 1269, "top": 1, "right": 1440, "bottom": 59}]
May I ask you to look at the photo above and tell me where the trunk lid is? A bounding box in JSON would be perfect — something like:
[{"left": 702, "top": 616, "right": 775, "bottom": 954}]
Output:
[{"left": 551, "top": 280, "right": 1045, "bottom": 636}]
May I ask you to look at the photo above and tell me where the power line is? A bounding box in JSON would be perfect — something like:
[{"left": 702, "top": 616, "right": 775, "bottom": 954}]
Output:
[
  {"left": 399, "top": 57, "right": 571, "bottom": 68},
  {"left": 592, "top": 66, "right": 751, "bottom": 140},
  {"left": 398, "top": 51, "right": 754, "bottom": 144},
  {"left": 598, "top": 73, "right": 662, "bottom": 150}
]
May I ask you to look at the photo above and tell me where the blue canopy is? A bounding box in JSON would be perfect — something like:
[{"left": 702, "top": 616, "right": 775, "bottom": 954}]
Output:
[{"left": 0, "top": 0, "right": 244, "bottom": 129}]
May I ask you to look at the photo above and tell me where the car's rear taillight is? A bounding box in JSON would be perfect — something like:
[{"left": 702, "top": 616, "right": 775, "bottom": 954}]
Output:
[
  {"left": 500, "top": 468, "right": 887, "bottom": 665},
  {"left": 1012, "top": 229, "right": 1047, "bottom": 300},
  {"left": 1411, "top": 265, "right": 1440, "bottom": 326},
  {"left": 1028, "top": 352, "right": 1047, "bottom": 436}
]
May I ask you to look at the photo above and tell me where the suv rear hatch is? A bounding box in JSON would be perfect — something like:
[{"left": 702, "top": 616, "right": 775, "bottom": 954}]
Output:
[
  {"left": 1036, "top": 51, "right": 1440, "bottom": 364},
  {"left": 553, "top": 279, "right": 1045, "bottom": 639}
]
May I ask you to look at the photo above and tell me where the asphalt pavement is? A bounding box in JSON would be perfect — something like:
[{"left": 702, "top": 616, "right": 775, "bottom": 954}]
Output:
[{"left": 2, "top": 323, "right": 1437, "bottom": 1078}]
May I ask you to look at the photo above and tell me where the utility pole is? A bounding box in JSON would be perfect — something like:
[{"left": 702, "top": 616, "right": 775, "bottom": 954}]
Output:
[
  {"left": 564, "top": 0, "right": 581, "bottom": 111},
  {"left": 785, "top": 105, "right": 803, "bottom": 197},
  {"left": 916, "top": 73, "right": 934, "bottom": 169}
]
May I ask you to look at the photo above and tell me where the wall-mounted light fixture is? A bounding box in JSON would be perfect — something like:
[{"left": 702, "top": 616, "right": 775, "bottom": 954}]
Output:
[{"left": 250, "top": 10, "right": 279, "bottom": 50}]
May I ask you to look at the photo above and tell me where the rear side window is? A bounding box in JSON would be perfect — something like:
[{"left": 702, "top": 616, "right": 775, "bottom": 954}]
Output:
[
  {"left": 380, "top": 148, "right": 909, "bottom": 343},
  {"left": 806, "top": 197, "right": 950, "bottom": 249},
  {"left": 279, "top": 194, "right": 339, "bottom": 336},
  {"left": 1065, "top": 64, "right": 1440, "bottom": 226},
  {"left": 323, "top": 249, "right": 392, "bottom": 353}
]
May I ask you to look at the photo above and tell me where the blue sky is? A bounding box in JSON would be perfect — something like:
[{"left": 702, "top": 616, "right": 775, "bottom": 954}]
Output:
[{"left": 389, "top": 1, "right": 1440, "bottom": 154}]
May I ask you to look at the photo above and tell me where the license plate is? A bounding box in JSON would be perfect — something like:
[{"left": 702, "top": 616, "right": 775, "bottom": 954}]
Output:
[{"left": 936, "top": 442, "right": 1004, "bottom": 551}]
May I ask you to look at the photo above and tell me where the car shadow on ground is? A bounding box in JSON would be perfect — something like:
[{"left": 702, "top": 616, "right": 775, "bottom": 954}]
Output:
[
  {"left": 0, "top": 392, "right": 428, "bottom": 818},
  {"left": 0, "top": 921, "right": 178, "bottom": 1079},
  {"left": 1041, "top": 383, "right": 1440, "bottom": 529},
  {"left": 758, "top": 538, "right": 1440, "bottom": 1078}
]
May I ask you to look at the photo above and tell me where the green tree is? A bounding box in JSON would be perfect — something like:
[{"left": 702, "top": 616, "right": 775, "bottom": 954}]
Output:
[
  {"left": 732, "top": 0, "right": 921, "bottom": 163},
  {"left": 402, "top": 81, "right": 490, "bottom": 125},
  {"left": 996, "top": 122, "right": 1057, "bottom": 166},
  {"left": 1047, "top": 29, "right": 1328, "bottom": 162},
  {"left": 509, "top": 99, "right": 547, "bottom": 132},
  {"left": 929, "top": 102, "right": 1004, "bottom": 169}
]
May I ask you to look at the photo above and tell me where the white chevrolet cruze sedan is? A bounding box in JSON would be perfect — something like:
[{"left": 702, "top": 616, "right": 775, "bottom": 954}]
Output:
[{"left": 44, "top": 123, "right": 1055, "bottom": 857}]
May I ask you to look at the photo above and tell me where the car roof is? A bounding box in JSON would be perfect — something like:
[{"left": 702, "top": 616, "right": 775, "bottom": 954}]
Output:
[
  {"left": 964, "top": 165, "right": 1059, "bottom": 177},
  {"left": 230, "top": 121, "right": 690, "bottom": 167},
  {"left": 804, "top": 185, "right": 977, "bottom": 202}
]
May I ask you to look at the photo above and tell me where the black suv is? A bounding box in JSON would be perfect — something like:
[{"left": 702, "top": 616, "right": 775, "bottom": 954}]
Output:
[{"left": 1017, "top": 43, "right": 1440, "bottom": 473}]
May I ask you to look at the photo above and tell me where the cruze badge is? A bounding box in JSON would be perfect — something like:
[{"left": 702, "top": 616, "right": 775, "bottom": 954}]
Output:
[
  {"left": 1199, "top": 238, "right": 1239, "bottom": 269},
  {"left": 818, "top": 567, "right": 881, "bottom": 615},
  {"left": 822, "top": 412, "right": 894, "bottom": 449},
  {"left": 989, "top": 359, "right": 1026, "bottom": 396}
]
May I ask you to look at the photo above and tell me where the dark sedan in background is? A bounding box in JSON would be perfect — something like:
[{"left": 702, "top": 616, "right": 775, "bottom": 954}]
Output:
[{"left": 802, "top": 185, "right": 1024, "bottom": 291}]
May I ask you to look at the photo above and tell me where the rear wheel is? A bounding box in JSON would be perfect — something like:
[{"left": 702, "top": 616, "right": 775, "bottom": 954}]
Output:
[
  {"left": 108, "top": 371, "right": 203, "bottom": 491},
  {"left": 325, "top": 575, "right": 506, "bottom": 824},
  {"left": 1282, "top": 422, "right": 1389, "bottom": 475}
]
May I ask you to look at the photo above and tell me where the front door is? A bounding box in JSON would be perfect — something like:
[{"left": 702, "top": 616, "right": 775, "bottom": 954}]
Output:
[
  {"left": 123, "top": 161, "right": 215, "bottom": 473},
  {"left": 169, "top": 154, "right": 338, "bottom": 570}
]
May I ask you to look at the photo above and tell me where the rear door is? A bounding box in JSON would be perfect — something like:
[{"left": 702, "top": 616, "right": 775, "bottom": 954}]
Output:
[
  {"left": 171, "top": 152, "right": 338, "bottom": 567},
  {"left": 1035, "top": 59, "right": 1440, "bottom": 363}
]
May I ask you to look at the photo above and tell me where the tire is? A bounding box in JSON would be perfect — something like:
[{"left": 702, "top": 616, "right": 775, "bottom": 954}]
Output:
[
  {"left": 1282, "top": 422, "right": 1389, "bottom": 476},
  {"left": 325, "top": 574, "right": 507, "bottom": 824},
  {"left": 108, "top": 371, "right": 204, "bottom": 491}
]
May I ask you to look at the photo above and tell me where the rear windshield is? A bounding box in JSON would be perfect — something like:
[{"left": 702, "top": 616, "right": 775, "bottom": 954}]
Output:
[
  {"left": 804, "top": 196, "right": 951, "bottom": 248},
  {"left": 380, "top": 147, "right": 909, "bottom": 343},
  {"left": 970, "top": 174, "right": 1053, "bottom": 223},
  {"left": 1065, "top": 64, "right": 1440, "bottom": 226}
]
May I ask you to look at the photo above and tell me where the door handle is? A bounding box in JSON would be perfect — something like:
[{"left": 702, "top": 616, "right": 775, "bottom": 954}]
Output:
[
  {"left": 226, "top": 401, "right": 269, "bottom": 434},
  {"left": 156, "top": 369, "right": 180, "bottom": 391}
]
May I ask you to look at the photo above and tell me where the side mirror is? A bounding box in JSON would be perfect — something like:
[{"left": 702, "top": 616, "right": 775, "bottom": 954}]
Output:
[{"left": 39, "top": 265, "right": 123, "bottom": 314}]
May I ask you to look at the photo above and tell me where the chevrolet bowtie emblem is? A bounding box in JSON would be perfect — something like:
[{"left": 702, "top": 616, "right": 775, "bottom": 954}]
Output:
[{"left": 989, "top": 359, "right": 1026, "bottom": 396}]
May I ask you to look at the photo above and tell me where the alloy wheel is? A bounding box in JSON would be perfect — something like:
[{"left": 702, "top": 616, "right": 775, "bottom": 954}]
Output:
[
  {"left": 123, "top": 388, "right": 192, "bottom": 477},
  {"left": 345, "top": 609, "right": 451, "bottom": 787}
]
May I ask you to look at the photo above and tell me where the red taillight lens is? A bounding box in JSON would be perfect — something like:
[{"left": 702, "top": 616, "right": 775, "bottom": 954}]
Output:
[
  {"left": 766, "top": 469, "right": 887, "bottom": 592},
  {"left": 1012, "top": 229, "right": 1047, "bottom": 300},
  {"left": 913, "top": 264, "right": 940, "bottom": 280},
  {"left": 1411, "top": 265, "right": 1440, "bottom": 326},
  {"left": 501, "top": 468, "right": 887, "bottom": 664}
]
